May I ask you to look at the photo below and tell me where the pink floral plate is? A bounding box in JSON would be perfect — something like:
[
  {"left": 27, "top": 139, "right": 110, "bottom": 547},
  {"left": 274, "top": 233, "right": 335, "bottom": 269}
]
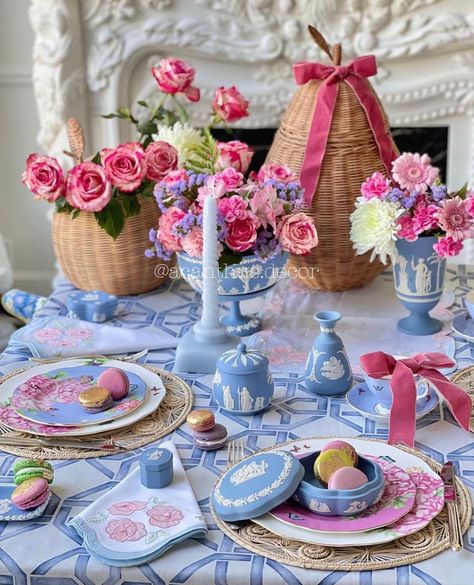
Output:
[
  {"left": 253, "top": 437, "right": 445, "bottom": 547},
  {"left": 270, "top": 457, "right": 416, "bottom": 533}
]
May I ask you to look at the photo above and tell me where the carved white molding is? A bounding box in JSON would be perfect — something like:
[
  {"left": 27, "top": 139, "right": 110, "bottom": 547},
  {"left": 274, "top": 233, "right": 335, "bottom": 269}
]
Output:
[{"left": 29, "top": 0, "right": 474, "bottom": 186}]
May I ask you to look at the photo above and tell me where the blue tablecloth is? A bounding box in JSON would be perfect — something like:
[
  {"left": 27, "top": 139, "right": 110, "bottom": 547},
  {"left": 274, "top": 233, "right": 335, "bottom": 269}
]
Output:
[{"left": 0, "top": 269, "right": 472, "bottom": 584}]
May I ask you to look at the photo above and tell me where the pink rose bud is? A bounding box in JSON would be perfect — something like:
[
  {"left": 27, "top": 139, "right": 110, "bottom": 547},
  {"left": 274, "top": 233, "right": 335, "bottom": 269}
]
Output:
[
  {"left": 145, "top": 141, "right": 178, "bottom": 182},
  {"left": 276, "top": 212, "right": 319, "bottom": 256},
  {"left": 22, "top": 153, "right": 65, "bottom": 201},
  {"left": 217, "top": 140, "right": 254, "bottom": 174},
  {"left": 151, "top": 58, "right": 200, "bottom": 102},
  {"left": 65, "top": 161, "right": 112, "bottom": 212},
  {"left": 212, "top": 86, "right": 249, "bottom": 123},
  {"left": 100, "top": 142, "right": 147, "bottom": 193}
]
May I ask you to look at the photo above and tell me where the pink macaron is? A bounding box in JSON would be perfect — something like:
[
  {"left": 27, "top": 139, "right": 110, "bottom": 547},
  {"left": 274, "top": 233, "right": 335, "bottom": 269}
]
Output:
[
  {"left": 327, "top": 466, "right": 369, "bottom": 490},
  {"left": 321, "top": 440, "right": 358, "bottom": 465},
  {"left": 11, "top": 477, "right": 50, "bottom": 510},
  {"left": 96, "top": 368, "right": 130, "bottom": 400}
]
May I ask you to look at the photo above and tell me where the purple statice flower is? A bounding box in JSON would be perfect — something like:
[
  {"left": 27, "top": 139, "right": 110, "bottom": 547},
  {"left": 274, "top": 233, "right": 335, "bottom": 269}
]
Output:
[
  {"left": 153, "top": 185, "right": 169, "bottom": 213},
  {"left": 216, "top": 212, "right": 228, "bottom": 241},
  {"left": 172, "top": 212, "right": 199, "bottom": 237},
  {"left": 253, "top": 229, "right": 281, "bottom": 261},
  {"left": 382, "top": 187, "right": 405, "bottom": 203},
  {"left": 401, "top": 191, "right": 418, "bottom": 209},
  {"left": 145, "top": 228, "right": 173, "bottom": 261},
  {"left": 153, "top": 241, "right": 173, "bottom": 261},
  {"left": 431, "top": 184, "right": 447, "bottom": 202}
]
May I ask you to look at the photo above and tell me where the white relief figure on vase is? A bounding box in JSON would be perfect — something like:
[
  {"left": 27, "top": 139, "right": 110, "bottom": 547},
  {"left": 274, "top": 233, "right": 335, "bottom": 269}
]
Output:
[
  {"left": 411, "top": 256, "right": 432, "bottom": 294},
  {"left": 428, "top": 252, "right": 444, "bottom": 292},
  {"left": 320, "top": 357, "right": 345, "bottom": 380},
  {"left": 223, "top": 385, "right": 235, "bottom": 410},
  {"left": 254, "top": 396, "right": 266, "bottom": 410},
  {"left": 306, "top": 349, "right": 325, "bottom": 383},
  {"left": 238, "top": 387, "right": 254, "bottom": 411},
  {"left": 396, "top": 254, "right": 411, "bottom": 294}
]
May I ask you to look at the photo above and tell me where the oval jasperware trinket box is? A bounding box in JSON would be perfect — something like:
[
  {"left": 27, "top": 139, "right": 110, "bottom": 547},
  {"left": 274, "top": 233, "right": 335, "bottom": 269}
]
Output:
[
  {"left": 211, "top": 450, "right": 304, "bottom": 522},
  {"left": 140, "top": 447, "right": 173, "bottom": 489},
  {"left": 213, "top": 343, "right": 274, "bottom": 415},
  {"left": 67, "top": 290, "right": 118, "bottom": 323}
]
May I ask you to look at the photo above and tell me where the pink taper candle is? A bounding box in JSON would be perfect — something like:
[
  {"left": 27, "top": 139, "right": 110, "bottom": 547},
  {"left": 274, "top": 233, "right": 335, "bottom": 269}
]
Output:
[{"left": 201, "top": 196, "right": 220, "bottom": 329}]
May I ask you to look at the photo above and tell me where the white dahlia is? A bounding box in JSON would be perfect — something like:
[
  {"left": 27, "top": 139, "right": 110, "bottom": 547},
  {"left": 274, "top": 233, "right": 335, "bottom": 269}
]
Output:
[
  {"left": 350, "top": 198, "right": 402, "bottom": 265},
  {"left": 153, "top": 122, "right": 202, "bottom": 164}
]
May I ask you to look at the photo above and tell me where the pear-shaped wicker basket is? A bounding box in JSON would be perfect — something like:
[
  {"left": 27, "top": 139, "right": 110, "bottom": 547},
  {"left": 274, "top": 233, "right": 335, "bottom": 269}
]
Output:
[
  {"left": 266, "top": 27, "right": 398, "bottom": 291},
  {"left": 52, "top": 119, "right": 169, "bottom": 295}
]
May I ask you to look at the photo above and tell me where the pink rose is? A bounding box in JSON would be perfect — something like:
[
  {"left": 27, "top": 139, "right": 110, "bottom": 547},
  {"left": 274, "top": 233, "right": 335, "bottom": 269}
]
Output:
[
  {"left": 152, "top": 58, "right": 200, "bottom": 102},
  {"left": 212, "top": 86, "right": 249, "bottom": 123},
  {"left": 105, "top": 518, "right": 147, "bottom": 542},
  {"left": 146, "top": 505, "right": 183, "bottom": 528},
  {"left": 108, "top": 501, "right": 148, "bottom": 516},
  {"left": 0, "top": 406, "right": 34, "bottom": 430},
  {"left": 218, "top": 195, "right": 247, "bottom": 223},
  {"left": 197, "top": 175, "right": 228, "bottom": 204},
  {"left": 215, "top": 168, "right": 243, "bottom": 190},
  {"left": 53, "top": 379, "right": 90, "bottom": 403},
  {"left": 250, "top": 185, "right": 285, "bottom": 230},
  {"left": 66, "top": 162, "right": 112, "bottom": 212},
  {"left": 277, "top": 212, "right": 318, "bottom": 255},
  {"left": 217, "top": 141, "right": 254, "bottom": 174},
  {"left": 360, "top": 172, "right": 390, "bottom": 200},
  {"left": 158, "top": 206, "right": 186, "bottom": 252},
  {"left": 100, "top": 142, "right": 147, "bottom": 193},
  {"left": 433, "top": 236, "right": 464, "bottom": 257},
  {"left": 145, "top": 141, "right": 178, "bottom": 182},
  {"left": 257, "top": 164, "right": 297, "bottom": 184},
  {"left": 225, "top": 212, "right": 258, "bottom": 252},
  {"left": 182, "top": 227, "right": 204, "bottom": 257},
  {"left": 22, "top": 154, "right": 65, "bottom": 201},
  {"left": 162, "top": 168, "right": 188, "bottom": 186}
]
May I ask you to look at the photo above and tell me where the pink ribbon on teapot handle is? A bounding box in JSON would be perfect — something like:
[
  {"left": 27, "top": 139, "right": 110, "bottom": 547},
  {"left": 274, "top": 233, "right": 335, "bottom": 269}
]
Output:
[
  {"left": 293, "top": 55, "right": 399, "bottom": 206},
  {"left": 360, "top": 351, "right": 471, "bottom": 448}
]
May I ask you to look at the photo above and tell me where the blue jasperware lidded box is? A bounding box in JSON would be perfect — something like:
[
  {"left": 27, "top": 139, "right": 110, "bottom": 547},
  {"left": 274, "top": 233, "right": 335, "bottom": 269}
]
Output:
[
  {"left": 213, "top": 343, "right": 274, "bottom": 415},
  {"left": 140, "top": 447, "right": 173, "bottom": 489},
  {"left": 211, "top": 450, "right": 304, "bottom": 522},
  {"left": 67, "top": 290, "right": 118, "bottom": 323}
]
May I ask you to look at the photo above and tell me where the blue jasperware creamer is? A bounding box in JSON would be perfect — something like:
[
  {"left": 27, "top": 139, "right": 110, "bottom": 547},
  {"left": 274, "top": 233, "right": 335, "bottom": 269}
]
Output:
[
  {"left": 213, "top": 343, "right": 274, "bottom": 415},
  {"left": 67, "top": 290, "right": 118, "bottom": 323},
  {"left": 140, "top": 447, "right": 173, "bottom": 489}
]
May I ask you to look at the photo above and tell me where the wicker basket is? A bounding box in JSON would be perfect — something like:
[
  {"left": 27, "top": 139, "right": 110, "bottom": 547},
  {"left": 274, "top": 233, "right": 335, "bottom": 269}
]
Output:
[
  {"left": 53, "top": 196, "right": 169, "bottom": 295},
  {"left": 266, "top": 28, "right": 398, "bottom": 291}
]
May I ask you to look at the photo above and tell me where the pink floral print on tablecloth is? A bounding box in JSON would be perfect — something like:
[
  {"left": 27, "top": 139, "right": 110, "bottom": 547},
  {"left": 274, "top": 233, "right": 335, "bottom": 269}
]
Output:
[
  {"left": 108, "top": 501, "right": 148, "bottom": 516},
  {"left": 105, "top": 518, "right": 147, "bottom": 542},
  {"left": 146, "top": 505, "right": 183, "bottom": 528}
]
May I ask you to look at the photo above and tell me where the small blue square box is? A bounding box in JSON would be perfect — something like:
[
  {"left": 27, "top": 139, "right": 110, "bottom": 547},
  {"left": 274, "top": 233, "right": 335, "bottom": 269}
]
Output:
[
  {"left": 140, "top": 447, "right": 173, "bottom": 489},
  {"left": 67, "top": 290, "right": 118, "bottom": 323}
]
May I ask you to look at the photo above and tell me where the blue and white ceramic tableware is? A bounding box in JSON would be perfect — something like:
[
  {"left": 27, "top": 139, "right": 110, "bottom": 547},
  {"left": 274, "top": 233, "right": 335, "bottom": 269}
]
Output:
[
  {"left": 293, "top": 452, "right": 385, "bottom": 516},
  {"left": 0, "top": 484, "right": 51, "bottom": 521},
  {"left": 463, "top": 291, "right": 474, "bottom": 320},
  {"left": 213, "top": 343, "right": 274, "bottom": 415},
  {"left": 452, "top": 311, "right": 474, "bottom": 342},
  {"left": 393, "top": 236, "right": 446, "bottom": 335},
  {"left": 67, "top": 290, "right": 118, "bottom": 323},
  {"left": 140, "top": 447, "right": 173, "bottom": 489},
  {"left": 211, "top": 450, "right": 304, "bottom": 522},
  {"left": 304, "top": 311, "right": 352, "bottom": 396}
]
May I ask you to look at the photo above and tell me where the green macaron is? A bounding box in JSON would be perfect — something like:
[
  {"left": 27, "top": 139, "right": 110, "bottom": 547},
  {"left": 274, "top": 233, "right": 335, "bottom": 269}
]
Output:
[{"left": 13, "top": 459, "right": 54, "bottom": 485}]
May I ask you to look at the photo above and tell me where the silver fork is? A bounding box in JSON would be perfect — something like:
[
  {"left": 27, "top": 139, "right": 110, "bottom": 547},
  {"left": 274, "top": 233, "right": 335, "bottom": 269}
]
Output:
[
  {"left": 227, "top": 439, "right": 245, "bottom": 468},
  {"left": 30, "top": 348, "right": 149, "bottom": 364}
]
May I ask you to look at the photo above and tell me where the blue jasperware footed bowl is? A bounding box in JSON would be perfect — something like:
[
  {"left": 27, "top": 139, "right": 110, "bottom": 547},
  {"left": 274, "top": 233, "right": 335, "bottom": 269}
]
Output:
[{"left": 293, "top": 452, "right": 385, "bottom": 516}]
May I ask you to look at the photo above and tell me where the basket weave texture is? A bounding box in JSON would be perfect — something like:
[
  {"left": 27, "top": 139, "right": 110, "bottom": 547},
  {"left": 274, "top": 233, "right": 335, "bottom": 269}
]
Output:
[
  {"left": 266, "top": 55, "right": 398, "bottom": 291},
  {"left": 53, "top": 197, "right": 168, "bottom": 295}
]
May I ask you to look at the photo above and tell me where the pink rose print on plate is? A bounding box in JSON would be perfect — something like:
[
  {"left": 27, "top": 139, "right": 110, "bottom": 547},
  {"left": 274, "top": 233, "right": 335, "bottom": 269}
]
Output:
[
  {"left": 146, "top": 505, "right": 183, "bottom": 529},
  {"left": 113, "top": 399, "right": 141, "bottom": 412},
  {"left": 105, "top": 518, "right": 147, "bottom": 542},
  {"left": 108, "top": 501, "right": 148, "bottom": 516},
  {"left": 0, "top": 405, "right": 77, "bottom": 434}
]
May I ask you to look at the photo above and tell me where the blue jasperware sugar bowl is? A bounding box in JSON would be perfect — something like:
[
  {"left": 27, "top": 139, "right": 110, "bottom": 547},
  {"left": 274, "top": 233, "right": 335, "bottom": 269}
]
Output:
[
  {"left": 294, "top": 452, "right": 385, "bottom": 516},
  {"left": 213, "top": 343, "right": 274, "bottom": 415},
  {"left": 67, "top": 290, "right": 118, "bottom": 323}
]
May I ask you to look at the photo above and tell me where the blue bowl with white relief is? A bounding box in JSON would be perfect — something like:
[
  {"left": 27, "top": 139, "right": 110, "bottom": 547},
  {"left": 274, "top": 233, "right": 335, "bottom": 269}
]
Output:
[
  {"left": 213, "top": 343, "right": 274, "bottom": 415},
  {"left": 293, "top": 452, "right": 385, "bottom": 516},
  {"left": 176, "top": 252, "right": 288, "bottom": 295},
  {"left": 67, "top": 290, "right": 118, "bottom": 323}
]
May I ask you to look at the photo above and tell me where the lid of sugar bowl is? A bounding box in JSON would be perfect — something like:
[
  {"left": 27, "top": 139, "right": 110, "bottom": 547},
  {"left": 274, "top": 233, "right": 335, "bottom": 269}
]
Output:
[
  {"left": 140, "top": 447, "right": 173, "bottom": 471},
  {"left": 217, "top": 343, "right": 268, "bottom": 375},
  {"left": 211, "top": 450, "right": 304, "bottom": 522}
]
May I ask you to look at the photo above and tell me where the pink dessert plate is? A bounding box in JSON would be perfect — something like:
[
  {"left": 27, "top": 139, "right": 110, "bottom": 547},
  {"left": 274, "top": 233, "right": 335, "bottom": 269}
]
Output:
[{"left": 270, "top": 457, "right": 416, "bottom": 534}]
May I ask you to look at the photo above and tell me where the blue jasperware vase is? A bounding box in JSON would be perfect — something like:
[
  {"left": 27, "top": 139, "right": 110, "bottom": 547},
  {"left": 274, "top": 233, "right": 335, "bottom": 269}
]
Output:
[
  {"left": 393, "top": 236, "right": 446, "bottom": 335},
  {"left": 304, "top": 311, "right": 353, "bottom": 396}
]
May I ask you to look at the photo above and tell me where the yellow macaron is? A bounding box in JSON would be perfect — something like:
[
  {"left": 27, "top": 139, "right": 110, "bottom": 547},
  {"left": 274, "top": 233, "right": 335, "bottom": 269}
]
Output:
[
  {"left": 314, "top": 448, "right": 355, "bottom": 484},
  {"left": 78, "top": 387, "right": 113, "bottom": 413}
]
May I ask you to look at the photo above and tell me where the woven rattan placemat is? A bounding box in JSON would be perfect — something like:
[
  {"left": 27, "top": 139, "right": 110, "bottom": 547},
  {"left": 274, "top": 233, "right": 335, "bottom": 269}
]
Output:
[
  {"left": 0, "top": 365, "right": 192, "bottom": 459},
  {"left": 451, "top": 365, "right": 474, "bottom": 432},
  {"left": 211, "top": 437, "right": 472, "bottom": 571}
]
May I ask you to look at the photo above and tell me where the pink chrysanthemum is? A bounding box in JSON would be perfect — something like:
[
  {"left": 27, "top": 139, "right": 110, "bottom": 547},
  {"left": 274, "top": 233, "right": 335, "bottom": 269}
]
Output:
[
  {"left": 392, "top": 153, "right": 439, "bottom": 193},
  {"left": 435, "top": 196, "right": 474, "bottom": 241},
  {"left": 465, "top": 191, "right": 474, "bottom": 217},
  {"left": 433, "top": 236, "right": 464, "bottom": 257},
  {"left": 360, "top": 172, "right": 390, "bottom": 200}
]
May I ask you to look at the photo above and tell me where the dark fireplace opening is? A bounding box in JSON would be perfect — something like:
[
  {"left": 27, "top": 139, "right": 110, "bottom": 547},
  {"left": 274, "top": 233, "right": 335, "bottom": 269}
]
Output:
[{"left": 213, "top": 127, "right": 449, "bottom": 183}]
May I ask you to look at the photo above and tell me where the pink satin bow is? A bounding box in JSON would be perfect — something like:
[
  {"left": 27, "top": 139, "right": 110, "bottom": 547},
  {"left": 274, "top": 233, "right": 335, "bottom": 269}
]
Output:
[
  {"left": 360, "top": 351, "right": 471, "bottom": 447},
  {"left": 293, "top": 55, "right": 398, "bottom": 206}
]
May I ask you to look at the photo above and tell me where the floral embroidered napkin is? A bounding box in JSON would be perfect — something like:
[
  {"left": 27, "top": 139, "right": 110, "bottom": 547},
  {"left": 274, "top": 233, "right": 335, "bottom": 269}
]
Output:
[
  {"left": 9, "top": 316, "right": 177, "bottom": 359},
  {"left": 67, "top": 441, "right": 207, "bottom": 566}
]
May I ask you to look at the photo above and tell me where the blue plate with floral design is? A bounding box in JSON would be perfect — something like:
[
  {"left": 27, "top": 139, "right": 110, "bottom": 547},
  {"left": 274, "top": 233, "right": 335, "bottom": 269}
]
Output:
[
  {"left": 0, "top": 484, "right": 51, "bottom": 521},
  {"left": 10, "top": 364, "right": 147, "bottom": 427},
  {"left": 452, "top": 311, "right": 474, "bottom": 342}
]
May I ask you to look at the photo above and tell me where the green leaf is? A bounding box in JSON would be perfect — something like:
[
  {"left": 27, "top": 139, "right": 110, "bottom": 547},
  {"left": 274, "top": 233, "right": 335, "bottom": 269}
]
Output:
[
  {"left": 138, "top": 121, "right": 158, "bottom": 135},
  {"left": 71, "top": 209, "right": 80, "bottom": 220},
  {"left": 90, "top": 152, "right": 101, "bottom": 165},
  {"left": 455, "top": 182, "right": 468, "bottom": 199},
  {"left": 140, "top": 180, "right": 154, "bottom": 198},
  {"left": 137, "top": 100, "right": 149, "bottom": 107},
  {"left": 121, "top": 196, "right": 141, "bottom": 218},
  {"left": 55, "top": 196, "right": 67, "bottom": 210},
  {"left": 218, "top": 248, "right": 243, "bottom": 271},
  {"left": 94, "top": 198, "right": 125, "bottom": 239},
  {"left": 117, "top": 107, "right": 131, "bottom": 118},
  {"left": 101, "top": 113, "right": 117, "bottom": 119},
  {"left": 184, "top": 131, "right": 219, "bottom": 174}
]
